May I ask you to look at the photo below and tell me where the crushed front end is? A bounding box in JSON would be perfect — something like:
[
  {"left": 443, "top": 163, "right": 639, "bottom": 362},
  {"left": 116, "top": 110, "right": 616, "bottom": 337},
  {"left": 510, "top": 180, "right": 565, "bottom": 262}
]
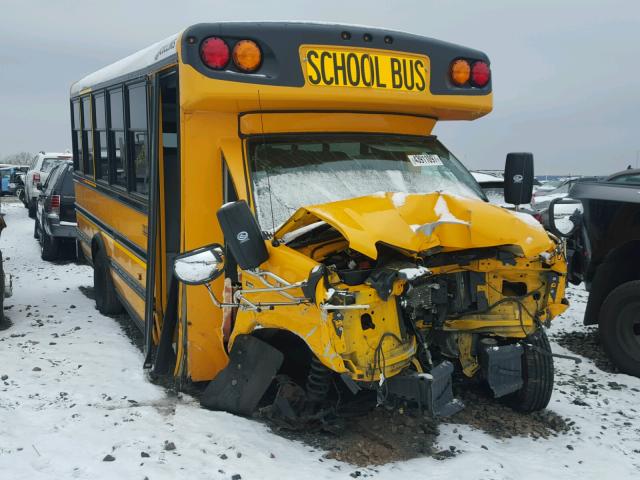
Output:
[{"left": 260, "top": 192, "right": 568, "bottom": 416}]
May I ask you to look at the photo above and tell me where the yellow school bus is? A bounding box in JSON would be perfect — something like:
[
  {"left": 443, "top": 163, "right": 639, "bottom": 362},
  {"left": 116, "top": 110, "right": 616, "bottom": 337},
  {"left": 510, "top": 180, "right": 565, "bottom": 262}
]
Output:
[{"left": 70, "top": 22, "right": 568, "bottom": 418}]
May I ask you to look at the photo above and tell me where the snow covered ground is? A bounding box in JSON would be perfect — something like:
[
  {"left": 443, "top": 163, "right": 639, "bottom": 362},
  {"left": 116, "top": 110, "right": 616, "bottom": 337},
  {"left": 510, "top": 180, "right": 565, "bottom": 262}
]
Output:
[{"left": 0, "top": 200, "right": 639, "bottom": 479}]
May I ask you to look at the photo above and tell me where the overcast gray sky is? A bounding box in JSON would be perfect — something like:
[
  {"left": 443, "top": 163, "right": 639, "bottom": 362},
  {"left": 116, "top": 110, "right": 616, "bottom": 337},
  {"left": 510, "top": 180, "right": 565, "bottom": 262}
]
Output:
[{"left": 1, "top": 0, "right": 638, "bottom": 174}]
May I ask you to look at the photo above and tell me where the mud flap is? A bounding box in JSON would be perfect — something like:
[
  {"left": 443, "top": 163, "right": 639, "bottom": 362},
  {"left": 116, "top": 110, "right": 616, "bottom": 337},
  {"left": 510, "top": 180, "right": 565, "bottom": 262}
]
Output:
[
  {"left": 201, "top": 335, "right": 284, "bottom": 416},
  {"left": 479, "top": 343, "right": 523, "bottom": 398},
  {"left": 385, "top": 361, "right": 463, "bottom": 417}
]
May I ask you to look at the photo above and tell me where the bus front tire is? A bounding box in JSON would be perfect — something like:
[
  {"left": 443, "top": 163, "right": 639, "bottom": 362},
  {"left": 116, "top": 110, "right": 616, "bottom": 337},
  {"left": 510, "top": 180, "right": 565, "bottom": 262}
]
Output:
[
  {"left": 93, "top": 247, "right": 124, "bottom": 315},
  {"left": 599, "top": 280, "right": 640, "bottom": 377},
  {"left": 505, "top": 329, "right": 554, "bottom": 412}
]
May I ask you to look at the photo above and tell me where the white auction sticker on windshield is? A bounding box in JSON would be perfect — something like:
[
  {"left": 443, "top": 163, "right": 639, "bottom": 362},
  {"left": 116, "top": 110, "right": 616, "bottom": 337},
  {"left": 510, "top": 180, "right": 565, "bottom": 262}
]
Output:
[{"left": 407, "top": 154, "right": 443, "bottom": 167}]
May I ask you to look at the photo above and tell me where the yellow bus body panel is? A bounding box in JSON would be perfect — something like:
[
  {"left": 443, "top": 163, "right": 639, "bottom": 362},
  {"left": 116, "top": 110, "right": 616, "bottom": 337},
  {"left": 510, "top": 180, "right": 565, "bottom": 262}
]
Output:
[{"left": 239, "top": 112, "right": 436, "bottom": 136}]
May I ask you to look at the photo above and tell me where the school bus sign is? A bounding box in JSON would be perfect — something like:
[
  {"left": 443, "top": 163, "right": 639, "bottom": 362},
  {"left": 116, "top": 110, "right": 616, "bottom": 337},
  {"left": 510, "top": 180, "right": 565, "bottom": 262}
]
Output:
[{"left": 301, "top": 46, "right": 430, "bottom": 92}]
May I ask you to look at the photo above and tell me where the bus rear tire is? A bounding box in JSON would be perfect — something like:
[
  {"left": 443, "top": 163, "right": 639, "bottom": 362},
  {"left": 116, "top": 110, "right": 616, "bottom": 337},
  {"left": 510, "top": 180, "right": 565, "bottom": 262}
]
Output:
[
  {"left": 93, "top": 246, "right": 123, "bottom": 315},
  {"left": 505, "top": 329, "right": 554, "bottom": 412}
]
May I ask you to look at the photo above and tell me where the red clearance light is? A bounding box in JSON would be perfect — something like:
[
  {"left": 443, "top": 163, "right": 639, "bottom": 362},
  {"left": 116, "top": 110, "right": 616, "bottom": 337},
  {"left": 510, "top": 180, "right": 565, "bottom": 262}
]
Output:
[
  {"left": 471, "top": 61, "right": 490, "bottom": 87},
  {"left": 200, "top": 37, "right": 230, "bottom": 70}
]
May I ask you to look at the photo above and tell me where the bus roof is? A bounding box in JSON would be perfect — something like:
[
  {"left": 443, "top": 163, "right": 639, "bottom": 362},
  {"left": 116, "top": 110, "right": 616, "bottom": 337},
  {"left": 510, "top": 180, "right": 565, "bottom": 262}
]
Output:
[
  {"left": 70, "top": 32, "right": 180, "bottom": 96},
  {"left": 70, "top": 22, "right": 491, "bottom": 98}
]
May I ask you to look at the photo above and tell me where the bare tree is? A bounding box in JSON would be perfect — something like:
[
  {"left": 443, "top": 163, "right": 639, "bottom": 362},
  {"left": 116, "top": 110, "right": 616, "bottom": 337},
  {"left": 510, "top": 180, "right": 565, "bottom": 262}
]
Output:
[{"left": 1, "top": 152, "right": 34, "bottom": 166}]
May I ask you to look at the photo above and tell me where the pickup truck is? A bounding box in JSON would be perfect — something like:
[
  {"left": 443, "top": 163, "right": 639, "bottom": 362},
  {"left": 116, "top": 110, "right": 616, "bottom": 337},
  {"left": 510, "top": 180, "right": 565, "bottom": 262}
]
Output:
[{"left": 549, "top": 174, "right": 640, "bottom": 377}]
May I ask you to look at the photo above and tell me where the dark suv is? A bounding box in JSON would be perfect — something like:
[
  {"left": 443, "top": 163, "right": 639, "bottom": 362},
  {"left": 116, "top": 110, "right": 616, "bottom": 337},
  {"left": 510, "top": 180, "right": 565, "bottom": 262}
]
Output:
[{"left": 34, "top": 162, "right": 76, "bottom": 261}]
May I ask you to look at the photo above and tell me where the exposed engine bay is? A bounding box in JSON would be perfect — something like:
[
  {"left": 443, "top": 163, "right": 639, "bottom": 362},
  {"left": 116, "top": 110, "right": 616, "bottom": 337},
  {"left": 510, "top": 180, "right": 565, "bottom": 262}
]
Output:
[
  {"left": 276, "top": 215, "right": 566, "bottom": 415},
  {"left": 200, "top": 193, "right": 568, "bottom": 421}
]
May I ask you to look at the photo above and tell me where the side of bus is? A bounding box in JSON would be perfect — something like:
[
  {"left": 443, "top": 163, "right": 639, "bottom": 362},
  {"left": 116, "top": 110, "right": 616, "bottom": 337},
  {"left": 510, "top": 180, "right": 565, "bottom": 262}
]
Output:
[{"left": 71, "top": 68, "right": 182, "bottom": 364}]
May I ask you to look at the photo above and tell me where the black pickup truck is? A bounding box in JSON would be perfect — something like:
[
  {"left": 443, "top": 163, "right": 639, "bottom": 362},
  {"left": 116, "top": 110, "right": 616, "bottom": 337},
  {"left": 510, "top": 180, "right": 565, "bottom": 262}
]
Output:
[{"left": 549, "top": 171, "right": 640, "bottom": 377}]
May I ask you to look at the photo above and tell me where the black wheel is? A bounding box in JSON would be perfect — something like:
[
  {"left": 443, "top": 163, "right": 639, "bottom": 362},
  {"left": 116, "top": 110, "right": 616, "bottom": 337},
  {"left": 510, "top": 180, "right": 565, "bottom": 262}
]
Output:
[
  {"left": 93, "top": 246, "right": 123, "bottom": 315},
  {"left": 40, "top": 228, "right": 59, "bottom": 261},
  {"left": 599, "top": 280, "right": 640, "bottom": 377},
  {"left": 33, "top": 219, "right": 40, "bottom": 239},
  {"left": 28, "top": 201, "right": 36, "bottom": 219},
  {"left": 505, "top": 329, "right": 554, "bottom": 412}
]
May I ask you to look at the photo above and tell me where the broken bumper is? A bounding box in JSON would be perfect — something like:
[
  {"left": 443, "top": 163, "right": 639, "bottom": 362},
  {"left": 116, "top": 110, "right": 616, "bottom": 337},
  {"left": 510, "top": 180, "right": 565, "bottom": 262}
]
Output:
[{"left": 385, "top": 361, "right": 463, "bottom": 417}]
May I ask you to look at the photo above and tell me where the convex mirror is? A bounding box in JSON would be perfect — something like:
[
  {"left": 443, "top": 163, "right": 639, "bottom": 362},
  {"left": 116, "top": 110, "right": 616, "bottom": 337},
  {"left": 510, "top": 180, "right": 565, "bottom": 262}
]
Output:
[
  {"left": 548, "top": 197, "right": 583, "bottom": 237},
  {"left": 174, "top": 243, "right": 225, "bottom": 285}
]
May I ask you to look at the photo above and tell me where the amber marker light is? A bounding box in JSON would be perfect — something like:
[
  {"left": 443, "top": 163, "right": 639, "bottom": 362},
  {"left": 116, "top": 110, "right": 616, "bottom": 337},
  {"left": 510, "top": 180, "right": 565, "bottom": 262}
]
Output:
[
  {"left": 232, "top": 40, "right": 262, "bottom": 72},
  {"left": 450, "top": 59, "right": 471, "bottom": 86}
]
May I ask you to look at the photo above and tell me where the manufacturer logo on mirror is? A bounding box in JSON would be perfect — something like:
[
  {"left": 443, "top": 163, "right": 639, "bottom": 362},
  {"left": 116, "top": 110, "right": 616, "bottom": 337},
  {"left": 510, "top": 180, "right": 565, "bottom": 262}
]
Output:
[
  {"left": 237, "top": 231, "right": 249, "bottom": 243},
  {"left": 513, "top": 174, "right": 523, "bottom": 184}
]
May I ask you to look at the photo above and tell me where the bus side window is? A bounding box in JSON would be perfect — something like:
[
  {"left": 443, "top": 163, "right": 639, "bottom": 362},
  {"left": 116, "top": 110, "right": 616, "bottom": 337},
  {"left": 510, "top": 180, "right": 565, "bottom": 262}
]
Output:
[
  {"left": 127, "top": 83, "right": 149, "bottom": 196},
  {"left": 93, "top": 93, "right": 108, "bottom": 183},
  {"left": 72, "top": 99, "right": 83, "bottom": 173},
  {"left": 108, "top": 88, "right": 127, "bottom": 189},
  {"left": 81, "top": 96, "right": 94, "bottom": 176}
]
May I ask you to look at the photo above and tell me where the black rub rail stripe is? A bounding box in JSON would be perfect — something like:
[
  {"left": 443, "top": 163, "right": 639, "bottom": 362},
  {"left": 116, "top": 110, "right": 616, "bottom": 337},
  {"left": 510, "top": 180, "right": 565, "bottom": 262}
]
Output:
[
  {"left": 76, "top": 228, "right": 91, "bottom": 245},
  {"left": 109, "top": 258, "right": 146, "bottom": 300},
  {"left": 75, "top": 204, "right": 148, "bottom": 261},
  {"left": 113, "top": 283, "right": 145, "bottom": 332},
  {"left": 73, "top": 175, "right": 148, "bottom": 215}
]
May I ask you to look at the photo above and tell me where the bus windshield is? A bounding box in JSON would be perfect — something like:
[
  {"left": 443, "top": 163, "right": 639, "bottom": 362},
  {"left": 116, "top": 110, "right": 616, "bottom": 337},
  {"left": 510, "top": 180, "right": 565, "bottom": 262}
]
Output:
[{"left": 248, "top": 135, "right": 485, "bottom": 231}]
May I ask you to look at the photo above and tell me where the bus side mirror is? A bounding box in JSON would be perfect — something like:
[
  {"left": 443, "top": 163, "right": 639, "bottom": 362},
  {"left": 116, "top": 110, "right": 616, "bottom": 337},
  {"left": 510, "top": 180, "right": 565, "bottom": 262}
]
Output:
[
  {"left": 217, "top": 201, "right": 269, "bottom": 270},
  {"left": 548, "top": 197, "right": 583, "bottom": 238},
  {"left": 174, "top": 244, "right": 225, "bottom": 285},
  {"left": 504, "top": 152, "right": 534, "bottom": 206}
]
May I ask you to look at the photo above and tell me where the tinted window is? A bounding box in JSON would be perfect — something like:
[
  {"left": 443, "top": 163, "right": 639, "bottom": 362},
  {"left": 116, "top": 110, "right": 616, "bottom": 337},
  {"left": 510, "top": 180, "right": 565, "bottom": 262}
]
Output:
[
  {"left": 97, "top": 131, "right": 108, "bottom": 182},
  {"left": 610, "top": 174, "right": 640, "bottom": 185},
  {"left": 82, "top": 97, "right": 91, "bottom": 129},
  {"left": 127, "top": 84, "right": 147, "bottom": 130},
  {"left": 94, "top": 94, "right": 106, "bottom": 130},
  {"left": 61, "top": 166, "right": 75, "bottom": 195},
  {"left": 84, "top": 130, "right": 94, "bottom": 175},
  {"left": 131, "top": 132, "right": 148, "bottom": 194},
  {"left": 109, "top": 89, "right": 124, "bottom": 129},
  {"left": 44, "top": 165, "right": 62, "bottom": 193},
  {"left": 128, "top": 83, "right": 148, "bottom": 196},
  {"left": 72, "top": 100, "right": 81, "bottom": 130},
  {"left": 112, "top": 131, "right": 126, "bottom": 187},
  {"left": 75, "top": 131, "right": 83, "bottom": 172}
]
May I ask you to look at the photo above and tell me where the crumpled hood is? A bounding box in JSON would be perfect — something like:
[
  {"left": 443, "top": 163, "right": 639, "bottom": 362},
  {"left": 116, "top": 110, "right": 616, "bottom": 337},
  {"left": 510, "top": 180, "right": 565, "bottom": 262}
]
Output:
[{"left": 276, "top": 192, "right": 553, "bottom": 259}]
